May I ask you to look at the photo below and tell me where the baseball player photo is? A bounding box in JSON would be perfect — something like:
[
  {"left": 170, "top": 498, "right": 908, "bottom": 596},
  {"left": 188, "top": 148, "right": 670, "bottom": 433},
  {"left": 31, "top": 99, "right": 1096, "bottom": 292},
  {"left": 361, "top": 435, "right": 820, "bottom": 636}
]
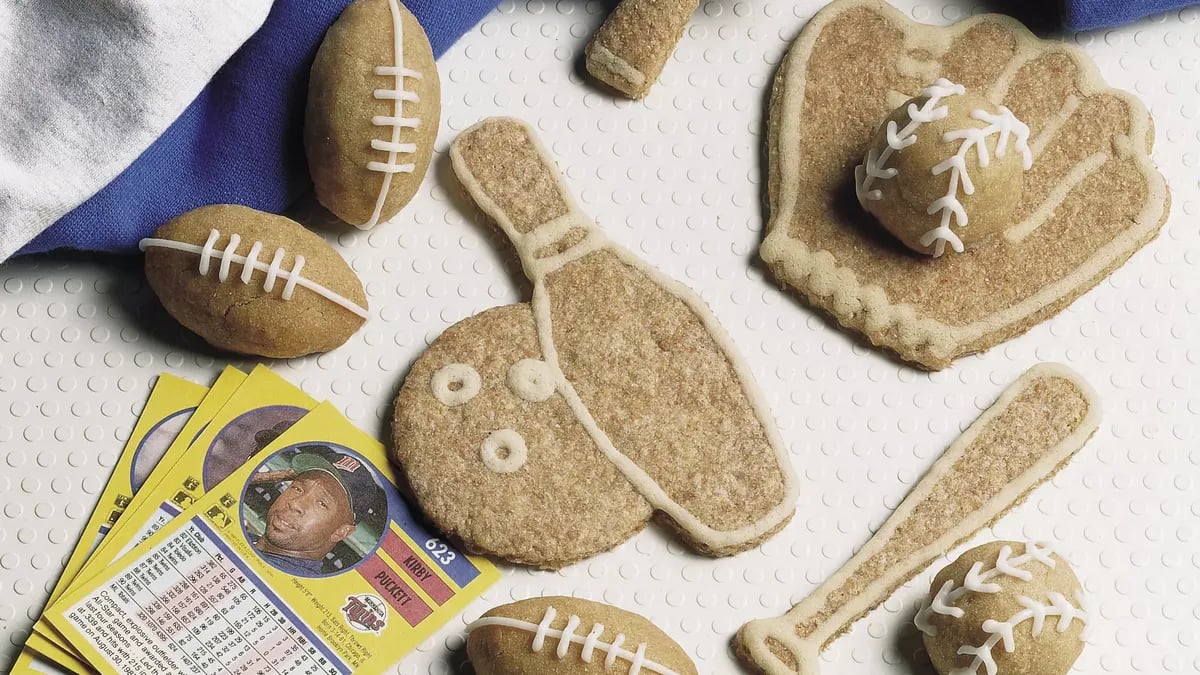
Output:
[{"left": 242, "top": 443, "right": 387, "bottom": 577}]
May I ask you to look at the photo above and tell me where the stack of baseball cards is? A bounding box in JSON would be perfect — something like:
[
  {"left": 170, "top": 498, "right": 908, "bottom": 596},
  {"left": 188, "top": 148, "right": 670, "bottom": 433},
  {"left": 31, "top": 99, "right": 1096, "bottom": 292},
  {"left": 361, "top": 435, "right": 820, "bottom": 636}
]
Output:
[{"left": 13, "top": 366, "right": 499, "bottom": 675}]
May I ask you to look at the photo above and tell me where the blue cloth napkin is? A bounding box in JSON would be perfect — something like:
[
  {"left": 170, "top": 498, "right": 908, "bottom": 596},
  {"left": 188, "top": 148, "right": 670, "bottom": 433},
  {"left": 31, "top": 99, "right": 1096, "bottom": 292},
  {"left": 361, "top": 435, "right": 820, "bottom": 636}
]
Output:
[
  {"left": 19, "top": 0, "right": 499, "bottom": 256},
  {"left": 1064, "top": 0, "right": 1197, "bottom": 30}
]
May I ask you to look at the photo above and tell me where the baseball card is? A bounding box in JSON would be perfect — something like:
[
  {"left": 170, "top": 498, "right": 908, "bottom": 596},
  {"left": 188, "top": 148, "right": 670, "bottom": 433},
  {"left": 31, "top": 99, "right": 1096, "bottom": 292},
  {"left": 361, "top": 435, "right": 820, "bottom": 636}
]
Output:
[
  {"left": 18, "top": 373, "right": 209, "bottom": 672},
  {"left": 83, "top": 364, "right": 314, "bottom": 576},
  {"left": 46, "top": 402, "right": 499, "bottom": 674},
  {"left": 24, "top": 367, "right": 248, "bottom": 669}
]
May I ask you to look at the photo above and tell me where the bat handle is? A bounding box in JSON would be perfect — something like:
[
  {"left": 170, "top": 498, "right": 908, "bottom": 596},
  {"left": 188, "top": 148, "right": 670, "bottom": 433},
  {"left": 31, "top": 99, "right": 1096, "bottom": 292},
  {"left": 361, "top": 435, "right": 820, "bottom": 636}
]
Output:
[
  {"left": 737, "top": 364, "right": 1101, "bottom": 675},
  {"left": 586, "top": 0, "right": 700, "bottom": 99},
  {"left": 450, "top": 117, "right": 608, "bottom": 282}
]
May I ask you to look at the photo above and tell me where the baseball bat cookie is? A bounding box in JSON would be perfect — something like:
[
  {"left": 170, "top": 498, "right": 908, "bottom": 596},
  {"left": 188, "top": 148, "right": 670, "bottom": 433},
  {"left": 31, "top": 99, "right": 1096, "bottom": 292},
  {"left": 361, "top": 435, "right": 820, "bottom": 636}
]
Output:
[
  {"left": 760, "top": 0, "right": 1168, "bottom": 369},
  {"left": 585, "top": 0, "right": 700, "bottom": 99},
  {"left": 305, "top": 0, "right": 440, "bottom": 229},
  {"left": 391, "top": 118, "right": 798, "bottom": 569},
  {"left": 735, "top": 363, "right": 1100, "bottom": 675}
]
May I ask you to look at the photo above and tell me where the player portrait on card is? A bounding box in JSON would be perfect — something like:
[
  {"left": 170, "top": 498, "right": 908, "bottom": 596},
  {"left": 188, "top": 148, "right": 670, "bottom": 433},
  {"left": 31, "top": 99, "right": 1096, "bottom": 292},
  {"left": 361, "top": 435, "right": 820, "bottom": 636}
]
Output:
[
  {"left": 242, "top": 444, "right": 387, "bottom": 577},
  {"left": 45, "top": 401, "right": 499, "bottom": 675}
]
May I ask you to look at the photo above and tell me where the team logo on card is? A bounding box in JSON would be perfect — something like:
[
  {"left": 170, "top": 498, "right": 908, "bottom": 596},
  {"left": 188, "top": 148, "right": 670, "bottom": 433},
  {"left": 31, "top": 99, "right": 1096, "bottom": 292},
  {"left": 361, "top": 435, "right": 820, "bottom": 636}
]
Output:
[{"left": 342, "top": 593, "right": 388, "bottom": 634}]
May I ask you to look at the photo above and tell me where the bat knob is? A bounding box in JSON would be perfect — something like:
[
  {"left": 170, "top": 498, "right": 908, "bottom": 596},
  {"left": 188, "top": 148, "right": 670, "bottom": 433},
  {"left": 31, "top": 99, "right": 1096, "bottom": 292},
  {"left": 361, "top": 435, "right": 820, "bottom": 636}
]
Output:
[{"left": 736, "top": 619, "right": 817, "bottom": 675}]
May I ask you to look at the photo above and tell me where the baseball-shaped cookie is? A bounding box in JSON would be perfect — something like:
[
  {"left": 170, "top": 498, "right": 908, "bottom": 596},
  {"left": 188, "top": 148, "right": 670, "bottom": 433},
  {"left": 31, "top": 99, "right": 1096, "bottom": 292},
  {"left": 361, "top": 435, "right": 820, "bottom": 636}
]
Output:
[
  {"left": 855, "top": 78, "right": 1032, "bottom": 256},
  {"left": 467, "top": 596, "right": 698, "bottom": 675},
  {"left": 916, "top": 541, "right": 1088, "bottom": 675},
  {"left": 140, "top": 204, "right": 368, "bottom": 358},
  {"left": 305, "top": 0, "right": 440, "bottom": 229}
]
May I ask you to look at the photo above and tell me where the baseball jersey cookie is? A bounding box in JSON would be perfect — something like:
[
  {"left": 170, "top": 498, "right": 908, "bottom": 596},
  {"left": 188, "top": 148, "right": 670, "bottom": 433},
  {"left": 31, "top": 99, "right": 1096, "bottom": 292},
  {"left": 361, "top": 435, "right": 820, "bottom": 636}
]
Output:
[
  {"left": 141, "top": 204, "right": 368, "bottom": 358},
  {"left": 467, "top": 596, "right": 698, "bottom": 675},
  {"left": 761, "top": 0, "right": 1168, "bottom": 369},
  {"left": 391, "top": 118, "right": 798, "bottom": 569},
  {"left": 305, "top": 0, "right": 440, "bottom": 229}
]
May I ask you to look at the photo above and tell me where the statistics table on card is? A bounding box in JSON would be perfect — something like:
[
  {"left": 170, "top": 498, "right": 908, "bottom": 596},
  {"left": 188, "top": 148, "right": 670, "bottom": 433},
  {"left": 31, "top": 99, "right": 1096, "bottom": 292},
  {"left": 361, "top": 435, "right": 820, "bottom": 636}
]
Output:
[{"left": 63, "top": 519, "right": 344, "bottom": 675}]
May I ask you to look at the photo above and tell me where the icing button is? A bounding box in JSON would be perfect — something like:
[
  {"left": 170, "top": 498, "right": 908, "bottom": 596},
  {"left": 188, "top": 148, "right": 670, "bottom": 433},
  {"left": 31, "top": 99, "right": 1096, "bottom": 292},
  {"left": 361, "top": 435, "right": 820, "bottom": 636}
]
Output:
[
  {"left": 480, "top": 429, "right": 529, "bottom": 474},
  {"left": 431, "top": 363, "right": 482, "bottom": 407},
  {"left": 506, "top": 358, "right": 556, "bottom": 402}
]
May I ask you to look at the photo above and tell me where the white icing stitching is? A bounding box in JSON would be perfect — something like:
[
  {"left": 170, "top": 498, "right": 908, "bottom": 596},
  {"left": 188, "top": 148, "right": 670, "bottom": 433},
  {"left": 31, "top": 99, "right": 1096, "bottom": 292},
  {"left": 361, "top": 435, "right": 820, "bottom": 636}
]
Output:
[
  {"left": 198, "top": 228, "right": 219, "bottom": 275},
  {"left": 920, "top": 106, "right": 1032, "bottom": 256},
  {"left": 855, "top": 78, "right": 964, "bottom": 206},
  {"left": 241, "top": 240, "right": 263, "bottom": 284},
  {"left": 916, "top": 543, "right": 1055, "bottom": 636},
  {"left": 581, "top": 623, "right": 604, "bottom": 662},
  {"left": 916, "top": 544, "right": 1086, "bottom": 675},
  {"left": 557, "top": 614, "right": 581, "bottom": 658},
  {"left": 468, "top": 608, "right": 679, "bottom": 675},
  {"left": 139, "top": 228, "right": 368, "bottom": 319},
  {"left": 361, "top": 0, "right": 424, "bottom": 229},
  {"left": 948, "top": 591, "right": 1088, "bottom": 675}
]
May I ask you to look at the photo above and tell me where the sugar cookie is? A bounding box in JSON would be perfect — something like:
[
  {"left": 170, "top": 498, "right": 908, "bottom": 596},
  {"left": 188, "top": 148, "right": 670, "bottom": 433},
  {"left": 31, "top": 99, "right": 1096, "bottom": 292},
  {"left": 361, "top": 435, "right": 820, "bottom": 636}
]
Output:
[
  {"left": 917, "top": 541, "right": 1088, "bottom": 675},
  {"left": 585, "top": 0, "right": 699, "bottom": 99},
  {"left": 140, "top": 204, "right": 367, "bottom": 358},
  {"left": 467, "top": 596, "right": 699, "bottom": 675},
  {"left": 736, "top": 363, "right": 1100, "bottom": 675},
  {"left": 305, "top": 0, "right": 440, "bottom": 229},
  {"left": 856, "top": 79, "right": 1032, "bottom": 256},
  {"left": 760, "top": 0, "right": 1168, "bottom": 369},
  {"left": 391, "top": 118, "right": 797, "bottom": 569}
]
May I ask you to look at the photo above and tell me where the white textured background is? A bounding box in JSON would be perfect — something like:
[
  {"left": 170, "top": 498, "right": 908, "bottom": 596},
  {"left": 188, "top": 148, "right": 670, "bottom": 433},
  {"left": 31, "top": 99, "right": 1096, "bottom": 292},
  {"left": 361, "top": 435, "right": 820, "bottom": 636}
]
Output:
[{"left": 2, "top": 1, "right": 1199, "bottom": 673}]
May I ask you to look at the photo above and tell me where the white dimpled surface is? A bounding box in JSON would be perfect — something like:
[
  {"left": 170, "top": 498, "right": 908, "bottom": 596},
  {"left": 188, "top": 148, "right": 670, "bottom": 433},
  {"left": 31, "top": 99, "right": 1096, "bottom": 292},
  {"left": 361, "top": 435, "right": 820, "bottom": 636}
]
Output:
[{"left": 2, "top": 1, "right": 1199, "bottom": 673}]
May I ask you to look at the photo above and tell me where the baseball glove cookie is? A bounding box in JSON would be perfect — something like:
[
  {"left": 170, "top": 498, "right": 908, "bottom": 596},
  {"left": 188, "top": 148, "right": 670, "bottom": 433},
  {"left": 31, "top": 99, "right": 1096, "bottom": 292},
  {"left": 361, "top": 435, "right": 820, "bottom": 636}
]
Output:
[
  {"left": 141, "top": 204, "right": 368, "bottom": 358},
  {"left": 305, "top": 0, "right": 440, "bottom": 229},
  {"left": 761, "top": 0, "right": 1169, "bottom": 369},
  {"left": 391, "top": 118, "right": 798, "bottom": 569},
  {"left": 736, "top": 363, "right": 1100, "bottom": 675},
  {"left": 467, "top": 596, "right": 698, "bottom": 675}
]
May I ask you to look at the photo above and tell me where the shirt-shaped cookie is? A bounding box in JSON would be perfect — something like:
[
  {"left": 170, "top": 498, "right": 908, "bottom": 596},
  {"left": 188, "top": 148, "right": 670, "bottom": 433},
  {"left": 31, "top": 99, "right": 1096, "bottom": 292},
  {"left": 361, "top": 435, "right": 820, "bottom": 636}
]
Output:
[{"left": 391, "top": 118, "right": 798, "bottom": 569}]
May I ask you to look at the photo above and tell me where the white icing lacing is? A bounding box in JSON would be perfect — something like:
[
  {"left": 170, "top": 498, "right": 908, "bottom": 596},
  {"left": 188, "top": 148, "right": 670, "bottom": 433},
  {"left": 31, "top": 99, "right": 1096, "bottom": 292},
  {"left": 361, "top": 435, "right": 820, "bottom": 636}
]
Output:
[
  {"left": 139, "top": 228, "right": 368, "bottom": 319},
  {"left": 468, "top": 607, "right": 681, "bottom": 675},
  {"left": 919, "top": 106, "right": 1033, "bottom": 256},
  {"left": 855, "top": 78, "right": 964, "bottom": 207},
  {"left": 915, "top": 544, "right": 1087, "bottom": 675},
  {"left": 915, "top": 543, "right": 1055, "bottom": 635},
  {"left": 949, "top": 591, "right": 1088, "bottom": 675},
  {"left": 361, "top": 0, "right": 424, "bottom": 229}
]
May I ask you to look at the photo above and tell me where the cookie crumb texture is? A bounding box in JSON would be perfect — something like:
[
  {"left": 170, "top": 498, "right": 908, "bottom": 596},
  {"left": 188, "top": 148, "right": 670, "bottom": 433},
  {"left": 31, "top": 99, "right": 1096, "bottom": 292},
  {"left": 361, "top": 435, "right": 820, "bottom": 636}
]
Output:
[
  {"left": 762, "top": 0, "right": 1168, "bottom": 369},
  {"left": 143, "top": 205, "right": 367, "bottom": 358},
  {"left": 467, "top": 596, "right": 699, "bottom": 675},
  {"left": 0, "top": 0, "right": 1193, "bottom": 672},
  {"left": 585, "top": 0, "right": 700, "bottom": 99},
  {"left": 920, "top": 541, "right": 1087, "bottom": 675},
  {"left": 393, "top": 118, "right": 796, "bottom": 569}
]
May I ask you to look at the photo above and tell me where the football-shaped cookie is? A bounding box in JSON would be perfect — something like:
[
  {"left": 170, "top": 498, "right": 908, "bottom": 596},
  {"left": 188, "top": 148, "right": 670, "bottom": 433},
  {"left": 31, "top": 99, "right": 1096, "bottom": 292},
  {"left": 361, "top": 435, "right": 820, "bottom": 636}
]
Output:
[
  {"left": 467, "top": 597, "right": 698, "bottom": 675},
  {"left": 305, "top": 0, "right": 440, "bottom": 229},
  {"left": 140, "top": 204, "right": 368, "bottom": 358}
]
